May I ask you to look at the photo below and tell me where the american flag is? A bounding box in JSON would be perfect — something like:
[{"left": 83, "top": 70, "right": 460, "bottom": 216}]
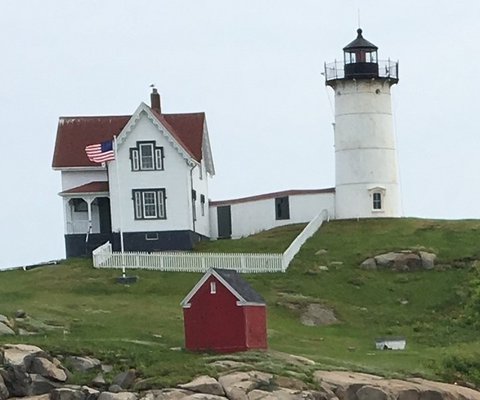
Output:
[{"left": 85, "top": 140, "right": 115, "bottom": 163}]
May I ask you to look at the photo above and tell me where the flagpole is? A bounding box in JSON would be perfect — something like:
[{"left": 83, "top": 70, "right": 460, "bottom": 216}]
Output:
[{"left": 113, "top": 136, "right": 126, "bottom": 278}]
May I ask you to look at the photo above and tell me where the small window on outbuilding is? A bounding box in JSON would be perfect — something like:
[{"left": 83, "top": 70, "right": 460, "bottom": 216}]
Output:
[
  {"left": 275, "top": 196, "right": 290, "bottom": 220},
  {"left": 373, "top": 192, "right": 382, "bottom": 210},
  {"left": 210, "top": 281, "right": 216, "bottom": 294}
]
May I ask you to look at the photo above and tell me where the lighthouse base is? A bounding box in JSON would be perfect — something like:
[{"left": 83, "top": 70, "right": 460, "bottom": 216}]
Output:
[{"left": 335, "top": 183, "right": 400, "bottom": 220}]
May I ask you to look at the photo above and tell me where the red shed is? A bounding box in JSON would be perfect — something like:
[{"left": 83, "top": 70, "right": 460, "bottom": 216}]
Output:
[{"left": 181, "top": 268, "right": 267, "bottom": 352}]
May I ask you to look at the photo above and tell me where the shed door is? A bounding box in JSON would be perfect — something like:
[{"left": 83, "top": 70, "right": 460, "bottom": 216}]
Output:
[{"left": 217, "top": 206, "right": 232, "bottom": 239}]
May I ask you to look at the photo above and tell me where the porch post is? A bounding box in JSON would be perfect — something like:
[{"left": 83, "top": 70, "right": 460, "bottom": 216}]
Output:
[
  {"left": 86, "top": 198, "right": 93, "bottom": 234},
  {"left": 64, "top": 198, "right": 72, "bottom": 234}
]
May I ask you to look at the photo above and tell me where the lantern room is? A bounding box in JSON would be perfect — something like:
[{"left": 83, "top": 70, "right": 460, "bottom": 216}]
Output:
[
  {"left": 343, "top": 28, "right": 379, "bottom": 79},
  {"left": 324, "top": 28, "right": 398, "bottom": 85}
]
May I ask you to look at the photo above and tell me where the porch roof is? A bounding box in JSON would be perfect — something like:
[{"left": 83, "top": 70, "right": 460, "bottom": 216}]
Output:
[{"left": 60, "top": 181, "right": 109, "bottom": 196}]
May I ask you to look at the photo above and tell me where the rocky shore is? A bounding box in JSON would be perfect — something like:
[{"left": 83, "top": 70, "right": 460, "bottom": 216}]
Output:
[{"left": 1, "top": 344, "right": 480, "bottom": 400}]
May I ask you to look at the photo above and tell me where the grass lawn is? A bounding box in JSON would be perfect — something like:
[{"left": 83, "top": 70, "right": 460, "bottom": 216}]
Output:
[{"left": 1, "top": 218, "right": 480, "bottom": 387}]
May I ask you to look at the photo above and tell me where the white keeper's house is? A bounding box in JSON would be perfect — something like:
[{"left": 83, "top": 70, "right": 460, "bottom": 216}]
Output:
[{"left": 52, "top": 28, "right": 401, "bottom": 257}]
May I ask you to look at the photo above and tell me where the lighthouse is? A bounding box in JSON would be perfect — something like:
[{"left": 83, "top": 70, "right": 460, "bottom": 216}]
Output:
[{"left": 325, "top": 29, "right": 400, "bottom": 219}]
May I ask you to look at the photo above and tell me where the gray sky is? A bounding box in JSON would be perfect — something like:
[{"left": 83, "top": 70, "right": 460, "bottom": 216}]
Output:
[{"left": 1, "top": 1, "right": 479, "bottom": 269}]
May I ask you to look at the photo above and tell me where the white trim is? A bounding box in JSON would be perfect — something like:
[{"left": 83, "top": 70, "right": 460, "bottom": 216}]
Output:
[
  {"left": 60, "top": 191, "right": 109, "bottom": 197},
  {"left": 236, "top": 301, "right": 265, "bottom": 307},
  {"left": 116, "top": 103, "right": 198, "bottom": 166},
  {"left": 180, "top": 268, "right": 249, "bottom": 307},
  {"left": 53, "top": 166, "right": 106, "bottom": 172},
  {"left": 145, "top": 232, "right": 159, "bottom": 241},
  {"left": 368, "top": 186, "right": 386, "bottom": 193},
  {"left": 202, "top": 119, "right": 215, "bottom": 176},
  {"left": 139, "top": 142, "right": 155, "bottom": 170}
]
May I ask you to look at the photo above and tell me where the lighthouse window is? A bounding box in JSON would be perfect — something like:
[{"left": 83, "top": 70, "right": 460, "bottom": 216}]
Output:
[
  {"left": 365, "top": 52, "right": 377, "bottom": 63},
  {"left": 373, "top": 192, "right": 382, "bottom": 210}
]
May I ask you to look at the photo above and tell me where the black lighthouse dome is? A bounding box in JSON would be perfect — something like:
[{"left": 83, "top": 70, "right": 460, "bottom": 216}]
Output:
[{"left": 343, "top": 28, "right": 379, "bottom": 79}]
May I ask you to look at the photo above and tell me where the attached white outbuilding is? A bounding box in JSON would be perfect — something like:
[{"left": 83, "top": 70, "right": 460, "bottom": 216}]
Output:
[{"left": 209, "top": 189, "right": 335, "bottom": 239}]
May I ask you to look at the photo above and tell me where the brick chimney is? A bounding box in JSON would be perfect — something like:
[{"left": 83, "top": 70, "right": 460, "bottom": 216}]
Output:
[{"left": 150, "top": 88, "right": 161, "bottom": 113}]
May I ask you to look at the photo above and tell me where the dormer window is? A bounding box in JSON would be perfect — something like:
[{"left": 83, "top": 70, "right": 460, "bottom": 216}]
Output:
[{"left": 130, "top": 141, "right": 164, "bottom": 171}]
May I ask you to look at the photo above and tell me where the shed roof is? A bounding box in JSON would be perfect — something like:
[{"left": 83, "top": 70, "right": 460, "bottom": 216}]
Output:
[
  {"left": 215, "top": 269, "right": 265, "bottom": 304},
  {"left": 181, "top": 268, "right": 265, "bottom": 308}
]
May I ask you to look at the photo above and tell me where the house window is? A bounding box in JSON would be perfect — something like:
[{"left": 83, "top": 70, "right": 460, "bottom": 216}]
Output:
[
  {"left": 373, "top": 192, "right": 382, "bottom": 210},
  {"left": 210, "top": 281, "right": 216, "bottom": 294},
  {"left": 130, "top": 141, "right": 164, "bottom": 171},
  {"left": 192, "top": 189, "right": 197, "bottom": 221},
  {"left": 275, "top": 196, "right": 290, "bottom": 220},
  {"left": 132, "top": 189, "right": 166, "bottom": 219},
  {"left": 200, "top": 194, "right": 206, "bottom": 216}
]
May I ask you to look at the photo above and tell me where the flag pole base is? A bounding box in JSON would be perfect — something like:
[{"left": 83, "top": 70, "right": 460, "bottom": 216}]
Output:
[{"left": 116, "top": 275, "right": 138, "bottom": 285}]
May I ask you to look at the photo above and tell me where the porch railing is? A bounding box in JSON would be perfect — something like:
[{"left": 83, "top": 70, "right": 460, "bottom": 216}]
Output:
[
  {"left": 92, "top": 210, "right": 329, "bottom": 273},
  {"left": 66, "top": 220, "right": 89, "bottom": 234}
]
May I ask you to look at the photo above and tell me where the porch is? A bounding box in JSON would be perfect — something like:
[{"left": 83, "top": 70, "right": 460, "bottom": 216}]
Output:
[
  {"left": 60, "top": 181, "right": 112, "bottom": 235},
  {"left": 60, "top": 181, "right": 112, "bottom": 257}
]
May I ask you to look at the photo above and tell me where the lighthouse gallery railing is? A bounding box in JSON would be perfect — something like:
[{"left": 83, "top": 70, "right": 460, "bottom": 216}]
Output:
[{"left": 324, "top": 59, "right": 399, "bottom": 82}]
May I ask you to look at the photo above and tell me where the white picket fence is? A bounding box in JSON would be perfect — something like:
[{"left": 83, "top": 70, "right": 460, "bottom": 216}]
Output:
[{"left": 92, "top": 210, "right": 328, "bottom": 273}]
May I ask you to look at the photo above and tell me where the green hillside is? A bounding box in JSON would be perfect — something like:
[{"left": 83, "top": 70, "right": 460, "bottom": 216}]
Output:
[{"left": 1, "top": 218, "right": 480, "bottom": 388}]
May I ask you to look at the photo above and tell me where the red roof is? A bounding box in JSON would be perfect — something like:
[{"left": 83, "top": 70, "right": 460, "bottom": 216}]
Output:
[
  {"left": 60, "top": 181, "right": 109, "bottom": 195},
  {"left": 155, "top": 111, "right": 205, "bottom": 162},
  {"left": 52, "top": 107, "right": 205, "bottom": 168},
  {"left": 210, "top": 188, "right": 335, "bottom": 206}
]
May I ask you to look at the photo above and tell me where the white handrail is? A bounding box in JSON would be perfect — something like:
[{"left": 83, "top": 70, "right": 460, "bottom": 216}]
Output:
[{"left": 282, "top": 209, "right": 329, "bottom": 271}]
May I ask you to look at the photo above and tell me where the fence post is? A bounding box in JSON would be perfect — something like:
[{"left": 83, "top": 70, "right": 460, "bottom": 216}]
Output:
[{"left": 240, "top": 256, "right": 246, "bottom": 273}]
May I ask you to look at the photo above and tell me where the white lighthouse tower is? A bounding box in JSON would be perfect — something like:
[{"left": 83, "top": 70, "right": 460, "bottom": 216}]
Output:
[{"left": 325, "top": 29, "right": 400, "bottom": 219}]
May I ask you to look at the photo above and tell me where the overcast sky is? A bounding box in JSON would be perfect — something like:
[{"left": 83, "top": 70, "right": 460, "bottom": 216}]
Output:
[{"left": 1, "top": 1, "right": 479, "bottom": 269}]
